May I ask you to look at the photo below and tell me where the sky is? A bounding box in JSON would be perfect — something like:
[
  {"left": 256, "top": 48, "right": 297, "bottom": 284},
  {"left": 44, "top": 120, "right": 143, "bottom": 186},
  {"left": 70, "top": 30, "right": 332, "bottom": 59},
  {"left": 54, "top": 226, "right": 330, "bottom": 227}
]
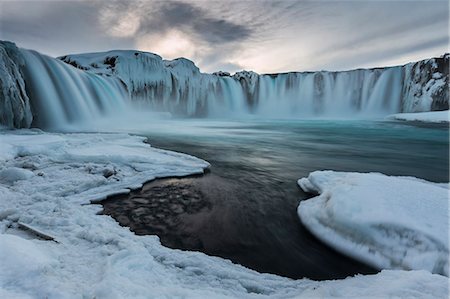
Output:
[{"left": 0, "top": 0, "right": 448, "bottom": 74}]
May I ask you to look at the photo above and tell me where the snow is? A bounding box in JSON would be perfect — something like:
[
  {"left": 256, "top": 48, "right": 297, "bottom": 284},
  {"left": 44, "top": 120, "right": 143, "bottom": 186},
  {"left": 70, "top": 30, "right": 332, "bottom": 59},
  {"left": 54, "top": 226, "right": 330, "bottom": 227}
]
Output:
[
  {"left": 0, "top": 41, "right": 32, "bottom": 128},
  {"left": 387, "top": 110, "right": 449, "bottom": 123},
  {"left": 402, "top": 54, "right": 449, "bottom": 112},
  {"left": 0, "top": 234, "right": 57, "bottom": 296},
  {"left": 59, "top": 50, "right": 225, "bottom": 117},
  {"left": 1, "top": 130, "right": 448, "bottom": 298},
  {"left": 1, "top": 41, "right": 447, "bottom": 130},
  {"left": 0, "top": 130, "right": 209, "bottom": 204},
  {"left": 298, "top": 171, "right": 449, "bottom": 276},
  {"left": 58, "top": 47, "right": 449, "bottom": 121},
  {"left": 0, "top": 167, "right": 34, "bottom": 184}
]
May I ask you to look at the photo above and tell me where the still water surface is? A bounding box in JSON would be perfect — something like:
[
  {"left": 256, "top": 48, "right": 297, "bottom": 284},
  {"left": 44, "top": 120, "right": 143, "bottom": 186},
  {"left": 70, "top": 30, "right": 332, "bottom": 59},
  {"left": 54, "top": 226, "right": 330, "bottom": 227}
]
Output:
[{"left": 102, "top": 119, "right": 448, "bottom": 280}]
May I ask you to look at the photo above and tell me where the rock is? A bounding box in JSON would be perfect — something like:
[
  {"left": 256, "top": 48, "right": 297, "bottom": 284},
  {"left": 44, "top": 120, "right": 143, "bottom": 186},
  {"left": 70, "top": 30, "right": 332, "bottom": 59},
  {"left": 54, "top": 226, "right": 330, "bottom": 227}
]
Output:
[{"left": 0, "top": 41, "right": 33, "bottom": 128}]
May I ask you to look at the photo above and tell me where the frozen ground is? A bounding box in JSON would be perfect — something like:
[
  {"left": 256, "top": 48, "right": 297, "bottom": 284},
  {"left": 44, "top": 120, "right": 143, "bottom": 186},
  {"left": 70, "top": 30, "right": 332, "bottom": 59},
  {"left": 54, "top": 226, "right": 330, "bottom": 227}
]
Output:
[
  {"left": 0, "top": 130, "right": 448, "bottom": 298},
  {"left": 298, "top": 171, "right": 449, "bottom": 277},
  {"left": 387, "top": 110, "right": 449, "bottom": 123}
]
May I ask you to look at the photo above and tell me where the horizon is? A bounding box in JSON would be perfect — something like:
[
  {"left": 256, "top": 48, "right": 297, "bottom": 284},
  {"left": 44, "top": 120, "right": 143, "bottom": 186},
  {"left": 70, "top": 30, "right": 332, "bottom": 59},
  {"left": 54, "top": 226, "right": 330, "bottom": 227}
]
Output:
[
  {"left": 0, "top": 2, "right": 449, "bottom": 297},
  {"left": 5, "top": 39, "right": 449, "bottom": 75},
  {"left": 1, "top": 0, "right": 448, "bottom": 74}
]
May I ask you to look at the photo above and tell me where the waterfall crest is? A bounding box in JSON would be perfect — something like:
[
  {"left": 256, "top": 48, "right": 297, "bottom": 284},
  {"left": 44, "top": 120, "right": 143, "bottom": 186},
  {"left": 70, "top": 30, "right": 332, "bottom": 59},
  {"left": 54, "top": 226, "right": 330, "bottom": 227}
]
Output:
[
  {"left": 0, "top": 42, "right": 129, "bottom": 129},
  {"left": 22, "top": 50, "right": 129, "bottom": 129},
  {"left": 0, "top": 40, "right": 448, "bottom": 129},
  {"left": 61, "top": 49, "right": 449, "bottom": 119}
]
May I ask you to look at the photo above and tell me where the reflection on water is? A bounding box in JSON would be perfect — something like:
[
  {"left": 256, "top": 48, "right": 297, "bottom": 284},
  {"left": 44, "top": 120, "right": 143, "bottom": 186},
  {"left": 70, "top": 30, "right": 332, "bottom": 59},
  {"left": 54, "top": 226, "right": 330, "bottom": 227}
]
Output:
[
  {"left": 102, "top": 119, "right": 448, "bottom": 280},
  {"left": 143, "top": 119, "right": 448, "bottom": 183}
]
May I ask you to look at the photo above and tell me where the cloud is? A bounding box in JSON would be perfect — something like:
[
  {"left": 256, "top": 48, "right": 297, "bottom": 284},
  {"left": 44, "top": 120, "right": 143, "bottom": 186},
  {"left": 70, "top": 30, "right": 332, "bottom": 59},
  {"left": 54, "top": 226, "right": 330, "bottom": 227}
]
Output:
[
  {"left": 96, "top": 0, "right": 252, "bottom": 45},
  {"left": 0, "top": 0, "right": 448, "bottom": 73},
  {"left": 0, "top": 1, "right": 133, "bottom": 56},
  {"left": 94, "top": 0, "right": 254, "bottom": 69},
  {"left": 137, "top": 1, "right": 252, "bottom": 44}
]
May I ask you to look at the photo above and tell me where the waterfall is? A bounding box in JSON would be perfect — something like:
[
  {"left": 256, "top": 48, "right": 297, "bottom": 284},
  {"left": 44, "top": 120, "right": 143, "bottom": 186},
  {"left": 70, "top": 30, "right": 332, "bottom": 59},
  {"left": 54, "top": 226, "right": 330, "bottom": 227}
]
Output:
[
  {"left": 20, "top": 50, "right": 129, "bottom": 129},
  {"left": 174, "top": 65, "right": 435, "bottom": 119},
  {"left": 0, "top": 40, "right": 447, "bottom": 129}
]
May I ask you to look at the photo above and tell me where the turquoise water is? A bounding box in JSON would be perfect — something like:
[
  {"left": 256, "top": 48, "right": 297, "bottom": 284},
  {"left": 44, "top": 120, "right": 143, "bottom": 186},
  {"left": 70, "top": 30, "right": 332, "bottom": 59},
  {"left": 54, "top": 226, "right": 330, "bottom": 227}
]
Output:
[
  {"left": 142, "top": 119, "right": 448, "bottom": 183},
  {"left": 104, "top": 119, "right": 448, "bottom": 279}
]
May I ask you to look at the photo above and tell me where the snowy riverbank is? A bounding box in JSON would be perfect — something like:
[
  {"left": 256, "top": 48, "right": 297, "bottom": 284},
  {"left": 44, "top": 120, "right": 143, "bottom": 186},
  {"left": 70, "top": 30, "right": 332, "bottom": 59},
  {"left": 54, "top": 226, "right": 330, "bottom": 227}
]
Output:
[
  {"left": 0, "top": 130, "right": 448, "bottom": 298},
  {"left": 387, "top": 110, "right": 449, "bottom": 123},
  {"left": 298, "top": 171, "right": 449, "bottom": 276}
]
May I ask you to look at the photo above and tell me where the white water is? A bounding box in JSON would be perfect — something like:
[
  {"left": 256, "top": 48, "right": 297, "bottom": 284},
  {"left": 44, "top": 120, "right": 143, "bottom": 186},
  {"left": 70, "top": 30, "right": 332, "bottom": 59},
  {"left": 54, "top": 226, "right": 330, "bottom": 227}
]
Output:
[
  {"left": 57, "top": 49, "right": 446, "bottom": 126},
  {"left": 124, "top": 66, "right": 405, "bottom": 119},
  {"left": 1, "top": 43, "right": 444, "bottom": 129},
  {"left": 253, "top": 69, "right": 403, "bottom": 118},
  {"left": 20, "top": 50, "right": 129, "bottom": 129}
]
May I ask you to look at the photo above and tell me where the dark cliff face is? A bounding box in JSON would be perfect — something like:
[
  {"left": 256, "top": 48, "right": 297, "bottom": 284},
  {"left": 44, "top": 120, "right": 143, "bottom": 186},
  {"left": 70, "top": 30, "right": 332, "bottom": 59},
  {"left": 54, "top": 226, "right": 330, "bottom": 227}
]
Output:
[
  {"left": 427, "top": 55, "right": 448, "bottom": 110},
  {"left": 0, "top": 41, "right": 32, "bottom": 128},
  {"left": 400, "top": 54, "right": 449, "bottom": 112},
  {"left": 232, "top": 71, "right": 259, "bottom": 110}
]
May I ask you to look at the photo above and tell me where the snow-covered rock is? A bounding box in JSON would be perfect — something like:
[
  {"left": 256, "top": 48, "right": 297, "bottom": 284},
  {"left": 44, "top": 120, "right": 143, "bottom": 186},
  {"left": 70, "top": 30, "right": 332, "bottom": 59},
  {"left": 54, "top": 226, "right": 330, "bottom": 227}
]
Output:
[
  {"left": 297, "top": 171, "right": 449, "bottom": 276},
  {"left": 0, "top": 40, "right": 448, "bottom": 129},
  {"left": 402, "top": 54, "right": 449, "bottom": 112},
  {"left": 0, "top": 41, "right": 129, "bottom": 129},
  {"left": 232, "top": 70, "right": 260, "bottom": 109},
  {"left": 61, "top": 49, "right": 449, "bottom": 119},
  {"left": 0, "top": 41, "right": 32, "bottom": 128},
  {"left": 0, "top": 130, "right": 448, "bottom": 298},
  {"left": 213, "top": 71, "right": 231, "bottom": 77},
  {"left": 59, "top": 50, "right": 219, "bottom": 117},
  {"left": 387, "top": 110, "right": 449, "bottom": 123}
]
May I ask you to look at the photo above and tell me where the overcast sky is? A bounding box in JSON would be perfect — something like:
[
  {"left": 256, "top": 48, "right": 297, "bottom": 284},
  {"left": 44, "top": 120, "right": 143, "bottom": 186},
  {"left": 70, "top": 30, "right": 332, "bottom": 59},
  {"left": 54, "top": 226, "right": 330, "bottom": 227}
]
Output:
[{"left": 0, "top": 0, "right": 448, "bottom": 73}]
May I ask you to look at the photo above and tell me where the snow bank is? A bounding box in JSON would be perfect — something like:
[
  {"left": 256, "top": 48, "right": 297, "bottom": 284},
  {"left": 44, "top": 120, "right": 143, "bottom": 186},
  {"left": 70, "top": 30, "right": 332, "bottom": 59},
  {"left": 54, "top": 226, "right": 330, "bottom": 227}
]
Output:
[
  {"left": 0, "top": 130, "right": 209, "bottom": 204},
  {"left": 1, "top": 131, "right": 447, "bottom": 298},
  {"left": 387, "top": 110, "right": 449, "bottom": 123},
  {"left": 298, "top": 171, "right": 449, "bottom": 276}
]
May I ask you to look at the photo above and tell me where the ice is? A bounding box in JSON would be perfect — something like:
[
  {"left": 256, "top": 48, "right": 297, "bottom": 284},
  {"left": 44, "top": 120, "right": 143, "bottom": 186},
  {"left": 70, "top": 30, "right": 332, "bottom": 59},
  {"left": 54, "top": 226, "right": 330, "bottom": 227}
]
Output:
[
  {"left": 298, "top": 270, "right": 448, "bottom": 298},
  {"left": 0, "top": 41, "right": 32, "bottom": 128},
  {"left": 298, "top": 171, "right": 449, "bottom": 276},
  {"left": 1, "top": 41, "right": 447, "bottom": 130},
  {"left": 402, "top": 54, "right": 449, "bottom": 112},
  {"left": 0, "top": 167, "right": 34, "bottom": 184},
  {"left": 0, "top": 234, "right": 57, "bottom": 297},
  {"left": 387, "top": 110, "right": 449, "bottom": 123},
  {"left": 0, "top": 130, "right": 209, "bottom": 205},
  {"left": 1, "top": 130, "right": 447, "bottom": 298},
  {"left": 59, "top": 47, "right": 449, "bottom": 121}
]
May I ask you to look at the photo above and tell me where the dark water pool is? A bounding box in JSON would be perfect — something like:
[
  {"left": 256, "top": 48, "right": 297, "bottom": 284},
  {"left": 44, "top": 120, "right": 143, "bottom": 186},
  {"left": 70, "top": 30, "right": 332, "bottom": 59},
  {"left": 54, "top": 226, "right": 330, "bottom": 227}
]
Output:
[{"left": 101, "top": 119, "right": 448, "bottom": 280}]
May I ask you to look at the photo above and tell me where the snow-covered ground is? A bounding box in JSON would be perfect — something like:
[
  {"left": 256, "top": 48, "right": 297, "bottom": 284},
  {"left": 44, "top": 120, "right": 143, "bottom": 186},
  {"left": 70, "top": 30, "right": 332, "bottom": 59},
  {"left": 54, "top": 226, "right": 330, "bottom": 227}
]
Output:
[
  {"left": 387, "top": 110, "right": 449, "bottom": 123},
  {"left": 298, "top": 171, "right": 449, "bottom": 277},
  {"left": 0, "top": 130, "right": 448, "bottom": 298}
]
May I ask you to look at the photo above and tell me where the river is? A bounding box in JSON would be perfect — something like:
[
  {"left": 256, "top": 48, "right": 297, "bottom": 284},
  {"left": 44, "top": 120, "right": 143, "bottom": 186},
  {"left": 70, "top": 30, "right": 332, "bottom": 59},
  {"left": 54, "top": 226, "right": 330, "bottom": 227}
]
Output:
[{"left": 101, "top": 119, "right": 448, "bottom": 280}]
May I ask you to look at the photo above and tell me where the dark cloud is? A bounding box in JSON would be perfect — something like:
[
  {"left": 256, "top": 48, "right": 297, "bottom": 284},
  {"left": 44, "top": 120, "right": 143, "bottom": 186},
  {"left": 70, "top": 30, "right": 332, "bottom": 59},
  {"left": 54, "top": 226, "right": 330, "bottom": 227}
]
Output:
[
  {"left": 314, "top": 3, "right": 449, "bottom": 57},
  {"left": 0, "top": 0, "right": 447, "bottom": 73},
  {"left": 0, "top": 1, "right": 132, "bottom": 56},
  {"left": 135, "top": 1, "right": 252, "bottom": 44},
  {"left": 325, "top": 35, "right": 449, "bottom": 71}
]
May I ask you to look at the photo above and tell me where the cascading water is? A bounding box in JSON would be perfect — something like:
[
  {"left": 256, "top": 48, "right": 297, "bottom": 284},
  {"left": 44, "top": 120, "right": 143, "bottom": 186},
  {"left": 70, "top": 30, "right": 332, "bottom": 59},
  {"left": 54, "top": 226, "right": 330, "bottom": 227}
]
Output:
[
  {"left": 59, "top": 49, "right": 446, "bottom": 121},
  {"left": 0, "top": 40, "right": 447, "bottom": 129},
  {"left": 20, "top": 50, "right": 129, "bottom": 129},
  {"left": 253, "top": 67, "right": 405, "bottom": 118}
]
